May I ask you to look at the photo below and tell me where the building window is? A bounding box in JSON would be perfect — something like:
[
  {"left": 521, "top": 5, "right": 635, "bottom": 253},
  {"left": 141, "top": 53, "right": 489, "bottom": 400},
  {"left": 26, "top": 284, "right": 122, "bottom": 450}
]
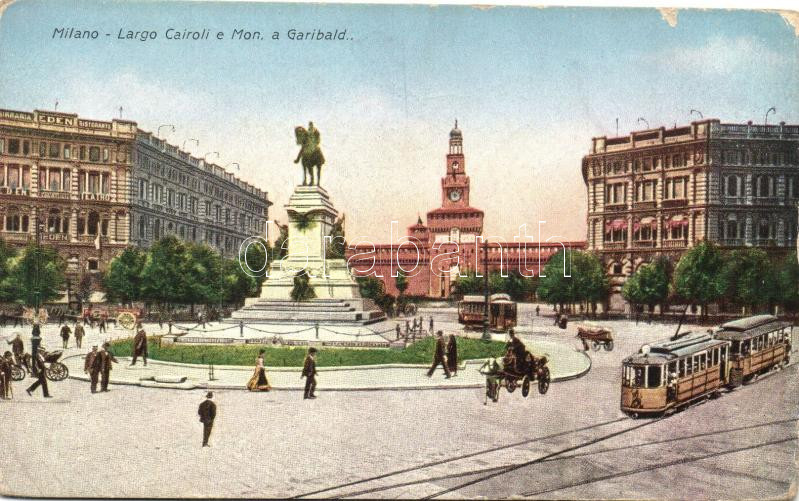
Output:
[
  {"left": 756, "top": 175, "right": 774, "bottom": 198},
  {"left": 724, "top": 175, "right": 742, "bottom": 198},
  {"left": 87, "top": 259, "right": 99, "bottom": 271},
  {"left": 22, "top": 140, "right": 30, "bottom": 155},
  {"left": 8, "top": 139, "right": 20, "bottom": 155},
  {"left": 0, "top": 138, "right": 4, "bottom": 154},
  {"left": 64, "top": 144, "right": 71, "bottom": 159},
  {"left": 103, "top": 148, "right": 109, "bottom": 162},
  {"left": 39, "top": 141, "right": 46, "bottom": 157},
  {"left": 89, "top": 147, "right": 100, "bottom": 162},
  {"left": 87, "top": 211, "right": 99, "bottom": 235},
  {"left": 4, "top": 209, "right": 29, "bottom": 232},
  {"left": 612, "top": 263, "right": 623, "bottom": 275},
  {"left": 48, "top": 142, "right": 60, "bottom": 158},
  {"left": 665, "top": 177, "right": 687, "bottom": 199},
  {"left": 635, "top": 180, "right": 657, "bottom": 202},
  {"left": 47, "top": 209, "right": 68, "bottom": 233},
  {"left": 80, "top": 146, "right": 87, "bottom": 160}
]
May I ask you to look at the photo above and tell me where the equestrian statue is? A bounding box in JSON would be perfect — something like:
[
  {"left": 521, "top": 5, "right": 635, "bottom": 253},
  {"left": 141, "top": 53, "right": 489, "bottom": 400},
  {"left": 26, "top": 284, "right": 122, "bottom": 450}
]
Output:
[{"left": 294, "top": 122, "right": 326, "bottom": 186}]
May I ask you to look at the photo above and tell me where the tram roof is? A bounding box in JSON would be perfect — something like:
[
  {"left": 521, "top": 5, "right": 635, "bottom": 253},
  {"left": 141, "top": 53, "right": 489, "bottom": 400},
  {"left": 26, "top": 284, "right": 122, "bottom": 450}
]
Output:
[
  {"left": 624, "top": 333, "right": 727, "bottom": 364},
  {"left": 715, "top": 320, "right": 791, "bottom": 341},
  {"left": 719, "top": 315, "right": 778, "bottom": 332}
]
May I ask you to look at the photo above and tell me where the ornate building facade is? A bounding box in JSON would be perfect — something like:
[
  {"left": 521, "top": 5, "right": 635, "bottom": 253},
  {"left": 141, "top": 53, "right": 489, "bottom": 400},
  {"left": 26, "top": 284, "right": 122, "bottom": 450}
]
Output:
[
  {"left": 583, "top": 119, "right": 799, "bottom": 311},
  {"left": 347, "top": 124, "right": 584, "bottom": 298},
  {"left": 0, "top": 108, "right": 271, "bottom": 288}
]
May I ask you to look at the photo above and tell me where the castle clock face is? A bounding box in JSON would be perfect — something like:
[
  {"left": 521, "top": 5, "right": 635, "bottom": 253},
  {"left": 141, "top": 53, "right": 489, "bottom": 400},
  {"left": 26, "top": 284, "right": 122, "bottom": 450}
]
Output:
[
  {"left": 451, "top": 161, "right": 459, "bottom": 171},
  {"left": 449, "top": 189, "right": 462, "bottom": 202}
]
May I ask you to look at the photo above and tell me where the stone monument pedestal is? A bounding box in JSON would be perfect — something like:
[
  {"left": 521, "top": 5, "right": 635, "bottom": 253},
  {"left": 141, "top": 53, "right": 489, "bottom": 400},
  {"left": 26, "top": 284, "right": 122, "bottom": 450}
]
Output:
[{"left": 230, "top": 185, "right": 385, "bottom": 325}]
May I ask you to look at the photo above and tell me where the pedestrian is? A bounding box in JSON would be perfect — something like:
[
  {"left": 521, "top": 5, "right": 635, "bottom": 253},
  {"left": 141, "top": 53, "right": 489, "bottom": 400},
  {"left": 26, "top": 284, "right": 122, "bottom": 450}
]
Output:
[
  {"left": 198, "top": 391, "right": 216, "bottom": 447},
  {"left": 301, "top": 347, "right": 318, "bottom": 399},
  {"left": 247, "top": 348, "right": 271, "bottom": 391},
  {"left": 157, "top": 310, "right": 164, "bottom": 330},
  {"left": 535, "top": 305, "right": 540, "bottom": 317},
  {"left": 6, "top": 333, "right": 24, "bottom": 367},
  {"left": 405, "top": 320, "right": 410, "bottom": 334},
  {"left": 412, "top": 317, "right": 418, "bottom": 332},
  {"left": 98, "top": 312, "right": 107, "bottom": 333},
  {"left": 26, "top": 348, "right": 51, "bottom": 398},
  {"left": 84, "top": 345, "right": 100, "bottom": 393},
  {"left": 447, "top": 334, "right": 458, "bottom": 376},
  {"left": 129, "top": 322, "right": 148, "bottom": 366},
  {"left": 0, "top": 354, "right": 9, "bottom": 400},
  {"left": 197, "top": 310, "right": 206, "bottom": 329},
  {"left": 429, "top": 316, "right": 434, "bottom": 333},
  {"left": 59, "top": 323, "right": 71, "bottom": 349},
  {"left": 239, "top": 320, "right": 245, "bottom": 338},
  {"left": 98, "top": 342, "right": 118, "bottom": 392},
  {"left": 426, "top": 331, "right": 451, "bottom": 379},
  {"left": 74, "top": 321, "right": 85, "bottom": 349},
  {"left": 395, "top": 324, "right": 401, "bottom": 340}
]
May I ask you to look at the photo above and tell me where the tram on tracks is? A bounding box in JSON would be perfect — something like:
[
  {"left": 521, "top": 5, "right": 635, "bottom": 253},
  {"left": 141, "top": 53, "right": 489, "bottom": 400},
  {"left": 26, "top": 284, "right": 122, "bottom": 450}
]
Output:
[
  {"left": 621, "top": 314, "right": 794, "bottom": 418},
  {"left": 457, "top": 293, "right": 517, "bottom": 332}
]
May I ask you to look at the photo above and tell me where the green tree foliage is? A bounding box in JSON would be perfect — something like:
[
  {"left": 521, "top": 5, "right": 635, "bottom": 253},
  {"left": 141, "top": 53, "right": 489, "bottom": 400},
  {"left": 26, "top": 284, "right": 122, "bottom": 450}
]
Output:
[
  {"left": 222, "top": 258, "right": 258, "bottom": 305},
  {"left": 395, "top": 270, "right": 409, "bottom": 297},
  {"left": 452, "top": 270, "right": 536, "bottom": 301},
  {"left": 356, "top": 275, "right": 395, "bottom": 312},
  {"left": 672, "top": 241, "right": 726, "bottom": 316},
  {"left": 720, "top": 248, "right": 779, "bottom": 312},
  {"left": 537, "top": 250, "right": 608, "bottom": 309},
  {"left": 103, "top": 247, "right": 146, "bottom": 304},
  {"left": 182, "top": 243, "right": 226, "bottom": 306},
  {"left": 140, "top": 236, "right": 190, "bottom": 306},
  {"left": 0, "top": 239, "right": 18, "bottom": 301},
  {"left": 622, "top": 257, "right": 671, "bottom": 311},
  {"left": 777, "top": 252, "right": 799, "bottom": 314},
  {"left": 290, "top": 270, "right": 316, "bottom": 301},
  {"left": 7, "top": 243, "right": 66, "bottom": 306}
]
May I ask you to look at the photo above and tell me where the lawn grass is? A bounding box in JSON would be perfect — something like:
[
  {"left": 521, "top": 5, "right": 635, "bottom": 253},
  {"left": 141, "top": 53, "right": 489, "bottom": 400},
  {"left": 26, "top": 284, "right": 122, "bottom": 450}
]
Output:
[{"left": 110, "top": 336, "right": 506, "bottom": 367}]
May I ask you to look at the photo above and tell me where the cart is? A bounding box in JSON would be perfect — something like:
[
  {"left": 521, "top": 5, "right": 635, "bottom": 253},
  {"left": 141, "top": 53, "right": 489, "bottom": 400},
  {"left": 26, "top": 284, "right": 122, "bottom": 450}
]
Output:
[
  {"left": 576, "top": 323, "right": 614, "bottom": 352},
  {"left": 479, "top": 351, "right": 551, "bottom": 403},
  {"left": 18, "top": 349, "right": 70, "bottom": 381}
]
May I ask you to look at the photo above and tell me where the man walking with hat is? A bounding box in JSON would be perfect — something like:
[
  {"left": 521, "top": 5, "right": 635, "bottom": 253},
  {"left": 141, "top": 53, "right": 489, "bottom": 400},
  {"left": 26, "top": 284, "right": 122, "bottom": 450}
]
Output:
[
  {"left": 198, "top": 392, "right": 216, "bottom": 447},
  {"left": 84, "top": 345, "right": 101, "bottom": 393},
  {"left": 301, "top": 347, "right": 318, "bottom": 399}
]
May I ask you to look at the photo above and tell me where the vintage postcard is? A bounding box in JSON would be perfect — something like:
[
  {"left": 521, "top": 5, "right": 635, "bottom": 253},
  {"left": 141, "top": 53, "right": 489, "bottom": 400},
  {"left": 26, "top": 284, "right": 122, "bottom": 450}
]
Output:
[{"left": 0, "top": 0, "right": 798, "bottom": 499}]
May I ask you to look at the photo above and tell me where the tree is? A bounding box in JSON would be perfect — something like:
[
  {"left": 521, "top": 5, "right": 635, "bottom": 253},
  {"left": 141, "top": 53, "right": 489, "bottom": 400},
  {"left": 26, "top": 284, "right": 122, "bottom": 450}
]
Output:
[
  {"left": 622, "top": 257, "right": 670, "bottom": 313},
  {"left": 222, "top": 258, "right": 258, "bottom": 305},
  {"left": 103, "top": 247, "right": 146, "bottom": 305},
  {"left": 140, "top": 236, "right": 189, "bottom": 308},
  {"left": 777, "top": 252, "right": 799, "bottom": 315},
  {"left": 452, "top": 271, "right": 483, "bottom": 297},
  {"left": 290, "top": 271, "right": 316, "bottom": 301},
  {"left": 0, "top": 239, "right": 18, "bottom": 301},
  {"left": 8, "top": 243, "right": 66, "bottom": 306},
  {"left": 356, "top": 275, "right": 394, "bottom": 312},
  {"left": 537, "top": 250, "right": 608, "bottom": 312},
  {"left": 182, "top": 243, "right": 226, "bottom": 307},
  {"left": 720, "top": 248, "right": 779, "bottom": 313},
  {"left": 395, "top": 270, "right": 409, "bottom": 297},
  {"left": 76, "top": 273, "right": 93, "bottom": 309},
  {"left": 672, "top": 240, "right": 726, "bottom": 318}
]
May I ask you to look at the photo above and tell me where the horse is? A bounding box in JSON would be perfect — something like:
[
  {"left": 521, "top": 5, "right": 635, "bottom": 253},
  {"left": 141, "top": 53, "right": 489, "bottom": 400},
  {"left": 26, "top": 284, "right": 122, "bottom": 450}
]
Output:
[{"left": 294, "top": 124, "right": 326, "bottom": 186}]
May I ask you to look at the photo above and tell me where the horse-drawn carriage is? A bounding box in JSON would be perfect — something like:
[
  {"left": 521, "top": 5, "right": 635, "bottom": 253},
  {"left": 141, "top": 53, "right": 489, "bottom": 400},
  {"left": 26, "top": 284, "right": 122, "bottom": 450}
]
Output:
[
  {"left": 10, "top": 349, "right": 69, "bottom": 382},
  {"left": 82, "top": 306, "right": 142, "bottom": 330},
  {"left": 479, "top": 349, "right": 551, "bottom": 403},
  {"left": 576, "top": 323, "right": 614, "bottom": 352}
]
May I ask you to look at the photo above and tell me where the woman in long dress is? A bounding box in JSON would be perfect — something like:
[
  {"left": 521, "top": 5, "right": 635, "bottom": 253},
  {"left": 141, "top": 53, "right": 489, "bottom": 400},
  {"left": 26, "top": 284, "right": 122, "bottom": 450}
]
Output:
[{"left": 247, "top": 349, "right": 271, "bottom": 391}]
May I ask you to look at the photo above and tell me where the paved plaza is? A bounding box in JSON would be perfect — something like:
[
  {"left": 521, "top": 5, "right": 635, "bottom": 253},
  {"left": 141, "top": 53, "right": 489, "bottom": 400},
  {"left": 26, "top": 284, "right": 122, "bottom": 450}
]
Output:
[{"left": 0, "top": 312, "right": 797, "bottom": 499}]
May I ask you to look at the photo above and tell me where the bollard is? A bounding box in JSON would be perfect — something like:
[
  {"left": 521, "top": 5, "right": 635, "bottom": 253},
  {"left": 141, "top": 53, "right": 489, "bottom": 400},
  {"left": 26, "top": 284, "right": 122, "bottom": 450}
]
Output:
[{"left": 315, "top": 322, "right": 319, "bottom": 340}]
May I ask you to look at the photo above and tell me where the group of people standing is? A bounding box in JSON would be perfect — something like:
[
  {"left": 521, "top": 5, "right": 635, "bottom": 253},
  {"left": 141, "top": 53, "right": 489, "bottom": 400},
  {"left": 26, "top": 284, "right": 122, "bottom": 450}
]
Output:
[
  {"left": 59, "top": 321, "right": 87, "bottom": 349},
  {"left": 427, "top": 331, "right": 459, "bottom": 378},
  {"left": 82, "top": 342, "right": 118, "bottom": 393}
]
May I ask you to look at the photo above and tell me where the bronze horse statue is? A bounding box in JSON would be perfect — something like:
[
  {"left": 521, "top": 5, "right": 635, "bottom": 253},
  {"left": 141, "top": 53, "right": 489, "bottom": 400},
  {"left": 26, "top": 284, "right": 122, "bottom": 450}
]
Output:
[{"left": 294, "top": 122, "right": 326, "bottom": 186}]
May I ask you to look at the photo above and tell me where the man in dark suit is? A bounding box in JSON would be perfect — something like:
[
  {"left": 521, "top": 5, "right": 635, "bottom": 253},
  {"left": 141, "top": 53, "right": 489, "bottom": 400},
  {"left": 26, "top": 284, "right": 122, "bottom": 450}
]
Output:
[
  {"left": 26, "top": 348, "right": 51, "bottom": 398},
  {"left": 98, "top": 342, "right": 118, "bottom": 392},
  {"left": 198, "top": 392, "right": 216, "bottom": 447},
  {"left": 130, "top": 323, "right": 148, "bottom": 366},
  {"left": 84, "top": 346, "right": 100, "bottom": 393},
  {"left": 6, "top": 333, "right": 24, "bottom": 367},
  {"left": 426, "top": 331, "right": 451, "bottom": 378},
  {"left": 301, "top": 347, "right": 318, "bottom": 399}
]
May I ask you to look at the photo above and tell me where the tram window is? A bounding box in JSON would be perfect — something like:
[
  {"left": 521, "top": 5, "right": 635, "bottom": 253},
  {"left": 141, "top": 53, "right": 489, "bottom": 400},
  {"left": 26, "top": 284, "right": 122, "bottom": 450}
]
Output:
[
  {"left": 685, "top": 358, "right": 693, "bottom": 375},
  {"left": 742, "top": 340, "right": 751, "bottom": 356},
  {"left": 623, "top": 366, "right": 634, "bottom": 386},
  {"left": 678, "top": 359, "right": 686, "bottom": 377},
  {"left": 699, "top": 353, "right": 706, "bottom": 371},
  {"left": 731, "top": 340, "right": 740, "bottom": 354},
  {"left": 634, "top": 367, "right": 645, "bottom": 387},
  {"left": 647, "top": 366, "right": 662, "bottom": 388},
  {"left": 712, "top": 348, "right": 719, "bottom": 366}
]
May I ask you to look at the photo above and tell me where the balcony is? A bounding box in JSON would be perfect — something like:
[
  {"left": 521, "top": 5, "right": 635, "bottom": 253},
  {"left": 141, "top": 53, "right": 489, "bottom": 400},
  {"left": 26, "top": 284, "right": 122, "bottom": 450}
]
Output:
[
  {"left": 722, "top": 197, "right": 746, "bottom": 205},
  {"left": 753, "top": 197, "right": 781, "bottom": 206},
  {"left": 604, "top": 203, "right": 627, "bottom": 213},
  {"left": 632, "top": 240, "right": 656, "bottom": 248},
  {"left": 662, "top": 239, "right": 687, "bottom": 249},
  {"left": 603, "top": 241, "right": 627, "bottom": 250},
  {"left": 632, "top": 201, "right": 657, "bottom": 210},
  {"left": 39, "top": 190, "right": 71, "bottom": 200},
  {"left": 661, "top": 198, "right": 688, "bottom": 208},
  {"left": 0, "top": 232, "right": 32, "bottom": 243}
]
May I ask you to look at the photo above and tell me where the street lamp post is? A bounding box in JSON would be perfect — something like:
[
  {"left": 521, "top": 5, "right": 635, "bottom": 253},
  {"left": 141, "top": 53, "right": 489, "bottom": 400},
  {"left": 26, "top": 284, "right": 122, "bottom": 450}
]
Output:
[
  {"left": 765, "top": 107, "right": 776, "bottom": 126},
  {"left": 689, "top": 109, "right": 703, "bottom": 120},
  {"left": 637, "top": 117, "right": 649, "bottom": 129},
  {"left": 225, "top": 162, "right": 240, "bottom": 170},
  {"left": 182, "top": 138, "right": 199, "bottom": 150},
  {"left": 157, "top": 124, "right": 175, "bottom": 138},
  {"left": 481, "top": 239, "right": 491, "bottom": 341},
  {"left": 204, "top": 152, "right": 220, "bottom": 163},
  {"left": 31, "top": 218, "right": 44, "bottom": 355}
]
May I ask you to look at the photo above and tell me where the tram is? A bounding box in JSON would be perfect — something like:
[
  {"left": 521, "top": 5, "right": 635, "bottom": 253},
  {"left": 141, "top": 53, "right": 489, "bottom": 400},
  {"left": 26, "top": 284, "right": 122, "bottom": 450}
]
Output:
[
  {"left": 620, "top": 314, "right": 793, "bottom": 418},
  {"left": 458, "top": 293, "right": 517, "bottom": 332}
]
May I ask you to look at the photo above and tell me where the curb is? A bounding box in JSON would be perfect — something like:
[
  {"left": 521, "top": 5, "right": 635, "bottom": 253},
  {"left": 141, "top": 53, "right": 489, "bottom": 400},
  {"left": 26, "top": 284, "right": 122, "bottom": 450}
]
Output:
[{"left": 62, "top": 350, "right": 593, "bottom": 391}]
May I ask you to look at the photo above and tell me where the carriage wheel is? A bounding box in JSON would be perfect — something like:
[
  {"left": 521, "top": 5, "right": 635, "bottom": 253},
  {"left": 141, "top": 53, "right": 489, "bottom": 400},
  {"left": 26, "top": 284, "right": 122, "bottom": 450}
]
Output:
[
  {"left": 604, "top": 340, "right": 614, "bottom": 352},
  {"left": 592, "top": 341, "right": 601, "bottom": 352},
  {"left": 521, "top": 375, "right": 531, "bottom": 397},
  {"left": 46, "top": 362, "right": 69, "bottom": 382},
  {"left": 10, "top": 365, "right": 25, "bottom": 381},
  {"left": 538, "top": 367, "right": 550, "bottom": 394},
  {"left": 117, "top": 312, "right": 137, "bottom": 331},
  {"left": 506, "top": 379, "right": 517, "bottom": 393}
]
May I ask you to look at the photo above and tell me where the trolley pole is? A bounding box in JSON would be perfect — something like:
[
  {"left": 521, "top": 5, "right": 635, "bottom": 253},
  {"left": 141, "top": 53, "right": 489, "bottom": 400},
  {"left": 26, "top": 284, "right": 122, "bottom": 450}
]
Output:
[{"left": 481, "top": 239, "right": 491, "bottom": 341}]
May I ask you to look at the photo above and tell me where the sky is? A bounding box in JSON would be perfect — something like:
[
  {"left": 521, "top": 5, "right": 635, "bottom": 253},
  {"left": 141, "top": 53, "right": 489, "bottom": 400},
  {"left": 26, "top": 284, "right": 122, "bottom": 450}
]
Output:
[{"left": 0, "top": 1, "right": 797, "bottom": 244}]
